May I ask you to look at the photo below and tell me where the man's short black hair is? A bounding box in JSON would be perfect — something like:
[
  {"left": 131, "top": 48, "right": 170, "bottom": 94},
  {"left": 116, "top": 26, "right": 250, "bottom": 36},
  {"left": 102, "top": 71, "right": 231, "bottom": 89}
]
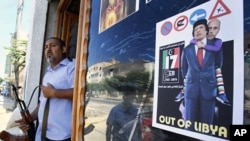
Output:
[
  {"left": 192, "top": 19, "right": 209, "bottom": 36},
  {"left": 47, "top": 37, "right": 65, "bottom": 48}
]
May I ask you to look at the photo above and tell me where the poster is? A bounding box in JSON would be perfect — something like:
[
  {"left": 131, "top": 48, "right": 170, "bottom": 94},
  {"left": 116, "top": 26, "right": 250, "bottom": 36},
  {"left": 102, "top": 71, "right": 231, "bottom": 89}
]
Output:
[
  {"left": 153, "top": 0, "right": 244, "bottom": 141},
  {"left": 99, "top": 0, "right": 139, "bottom": 33}
]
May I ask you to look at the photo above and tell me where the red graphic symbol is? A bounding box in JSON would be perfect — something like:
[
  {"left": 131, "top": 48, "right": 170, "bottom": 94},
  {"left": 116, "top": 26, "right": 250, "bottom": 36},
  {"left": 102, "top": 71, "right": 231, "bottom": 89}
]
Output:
[
  {"left": 174, "top": 15, "right": 188, "bottom": 31},
  {"left": 209, "top": 0, "right": 231, "bottom": 19},
  {"left": 160, "top": 21, "right": 172, "bottom": 36}
]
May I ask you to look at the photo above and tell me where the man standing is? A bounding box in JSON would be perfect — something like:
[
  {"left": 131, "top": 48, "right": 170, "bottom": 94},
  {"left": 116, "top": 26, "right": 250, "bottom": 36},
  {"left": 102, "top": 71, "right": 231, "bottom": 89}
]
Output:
[
  {"left": 16, "top": 37, "right": 75, "bottom": 141},
  {"left": 106, "top": 91, "right": 141, "bottom": 141},
  {"left": 207, "top": 19, "right": 230, "bottom": 105},
  {"left": 180, "top": 19, "right": 223, "bottom": 130}
]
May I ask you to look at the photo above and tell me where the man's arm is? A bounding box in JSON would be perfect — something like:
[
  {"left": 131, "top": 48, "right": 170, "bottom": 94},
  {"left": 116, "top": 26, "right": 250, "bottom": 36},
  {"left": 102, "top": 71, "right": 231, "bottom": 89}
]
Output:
[
  {"left": 180, "top": 48, "right": 188, "bottom": 78},
  {"left": 30, "top": 103, "right": 39, "bottom": 121},
  {"left": 190, "top": 38, "right": 197, "bottom": 44},
  {"left": 41, "top": 83, "right": 74, "bottom": 101},
  {"left": 214, "top": 43, "right": 224, "bottom": 68},
  {"left": 204, "top": 38, "right": 222, "bottom": 52},
  {"left": 15, "top": 103, "right": 39, "bottom": 133},
  {"left": 106, "top": 124, "right": 112, "bottom": 141}
]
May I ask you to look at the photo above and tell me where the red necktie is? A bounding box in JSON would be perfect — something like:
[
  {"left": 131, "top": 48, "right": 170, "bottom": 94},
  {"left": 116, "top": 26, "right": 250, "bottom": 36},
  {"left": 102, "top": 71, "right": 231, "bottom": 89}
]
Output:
[{"left": 197, "top": 48, "right": 203, "bottom": 66}]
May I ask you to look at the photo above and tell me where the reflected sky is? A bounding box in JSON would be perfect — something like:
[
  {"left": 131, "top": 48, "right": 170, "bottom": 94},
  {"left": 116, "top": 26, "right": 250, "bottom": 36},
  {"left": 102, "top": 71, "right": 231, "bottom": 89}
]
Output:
[{"left": 88, "top": 0, "right": 250, "bottom": 67}]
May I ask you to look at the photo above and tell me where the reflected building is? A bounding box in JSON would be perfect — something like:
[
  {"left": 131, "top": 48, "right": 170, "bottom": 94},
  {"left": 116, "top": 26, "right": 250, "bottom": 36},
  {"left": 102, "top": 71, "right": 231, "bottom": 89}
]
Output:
[{"left": 87, "top": 59, "right": 154, "bottom": 84}]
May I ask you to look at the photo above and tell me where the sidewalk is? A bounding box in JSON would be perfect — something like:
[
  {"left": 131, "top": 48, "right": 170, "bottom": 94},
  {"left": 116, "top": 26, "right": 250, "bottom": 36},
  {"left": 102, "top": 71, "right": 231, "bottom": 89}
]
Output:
[{"left": 0, "top": 95, "right": 15, "bottom": 131}]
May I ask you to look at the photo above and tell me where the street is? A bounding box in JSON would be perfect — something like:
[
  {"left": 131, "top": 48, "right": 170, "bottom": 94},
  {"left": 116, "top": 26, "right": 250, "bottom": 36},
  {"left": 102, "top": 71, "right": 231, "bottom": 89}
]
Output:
[{"left": 84, "top": 97, "right": 121, "bottom": 141}]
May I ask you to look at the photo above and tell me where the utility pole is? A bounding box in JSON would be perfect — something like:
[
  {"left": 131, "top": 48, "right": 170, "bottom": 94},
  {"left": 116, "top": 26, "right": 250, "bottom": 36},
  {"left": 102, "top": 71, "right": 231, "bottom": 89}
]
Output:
[
  {"left": 16, "top": 0, "right": 24, "bottom": 40},
  {"left": 10, "top": 0, "right": 24, "bottom": 87},
  {"left": 5, "top": 0, "right": 24, "bottom": 80}
]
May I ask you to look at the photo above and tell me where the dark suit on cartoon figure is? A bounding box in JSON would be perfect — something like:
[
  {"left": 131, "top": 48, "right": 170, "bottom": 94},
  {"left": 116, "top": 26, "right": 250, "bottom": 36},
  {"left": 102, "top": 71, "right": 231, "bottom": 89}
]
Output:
[{"left": 180, "top": 19, "right": 223, "bottom": 131}]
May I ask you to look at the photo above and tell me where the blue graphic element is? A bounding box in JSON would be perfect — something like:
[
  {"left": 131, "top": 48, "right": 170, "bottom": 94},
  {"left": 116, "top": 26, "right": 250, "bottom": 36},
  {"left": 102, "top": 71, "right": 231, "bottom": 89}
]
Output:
[
  {"left": 189, "top": 9, "right": 206, "bottom": 25},
  {"left": 161, "top": 22, "right": 172, "bottom": 35}
]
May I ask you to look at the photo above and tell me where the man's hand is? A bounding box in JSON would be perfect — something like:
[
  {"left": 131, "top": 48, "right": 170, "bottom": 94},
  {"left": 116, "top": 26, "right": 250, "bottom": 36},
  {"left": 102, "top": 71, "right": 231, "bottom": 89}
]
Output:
[
  {"left": 41, "top": 83, "right": 55, "bottom": 98},
  {"left": 15, "top": 119, "right": 29, "bottom": 134},
  {"left": 196, "top": 41, "right": 205, "bottom": 48}
]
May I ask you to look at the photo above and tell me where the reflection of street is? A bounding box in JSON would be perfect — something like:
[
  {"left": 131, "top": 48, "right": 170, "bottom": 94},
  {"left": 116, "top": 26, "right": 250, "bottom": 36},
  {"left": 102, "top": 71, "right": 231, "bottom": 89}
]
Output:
[
  {"left": 84, "top": 97, "right": 120, "bottom": 140},
  {"left": 84, "top": 96, "right": 155, "bottom": 141}
]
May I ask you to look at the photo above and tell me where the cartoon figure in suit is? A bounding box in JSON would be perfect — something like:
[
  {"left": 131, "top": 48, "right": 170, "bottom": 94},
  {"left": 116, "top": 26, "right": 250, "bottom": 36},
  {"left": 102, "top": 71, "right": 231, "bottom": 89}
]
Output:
[
  {"left": 180, "top": 19, "right": 223, "bottom": 131},
  {"left": 176, "top": 18, "right": 230, "bottom": 106}
]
